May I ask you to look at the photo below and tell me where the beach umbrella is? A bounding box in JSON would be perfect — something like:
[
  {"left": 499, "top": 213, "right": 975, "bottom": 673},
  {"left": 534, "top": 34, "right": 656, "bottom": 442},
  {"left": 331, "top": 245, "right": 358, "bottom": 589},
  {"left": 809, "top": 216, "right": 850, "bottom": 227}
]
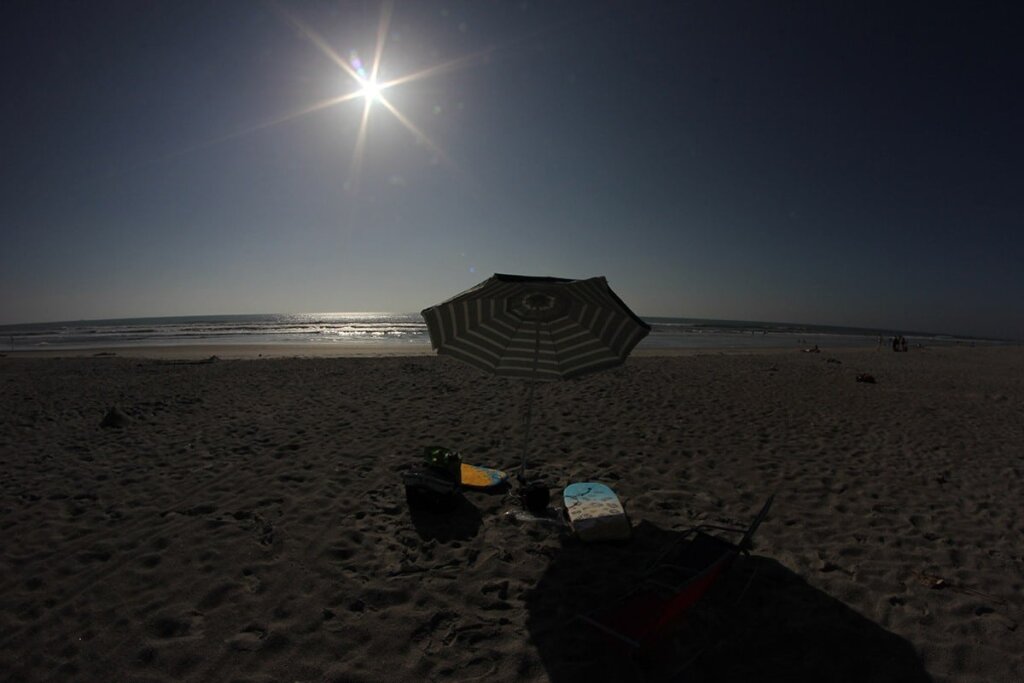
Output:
[{"left": 421, "top": 273, "right": 651, "bottom": 480}]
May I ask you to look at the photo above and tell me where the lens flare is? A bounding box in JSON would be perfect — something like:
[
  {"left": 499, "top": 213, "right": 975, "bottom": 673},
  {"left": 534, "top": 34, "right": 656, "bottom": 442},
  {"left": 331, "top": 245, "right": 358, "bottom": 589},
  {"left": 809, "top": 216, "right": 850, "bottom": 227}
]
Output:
[
  {"left": 350, "top": 51, "right": 368, "bottom": 79},
  {"left": 358, "top": 77, "right": 381, "bottom": 103},
  {"left": 142, "top": 1, "right": 495, "bottom": 189}
]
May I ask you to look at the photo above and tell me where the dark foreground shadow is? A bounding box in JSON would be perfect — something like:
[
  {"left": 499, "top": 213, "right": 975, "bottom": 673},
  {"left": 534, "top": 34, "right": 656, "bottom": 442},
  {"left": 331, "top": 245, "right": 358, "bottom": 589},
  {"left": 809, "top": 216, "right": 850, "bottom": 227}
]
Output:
[
  {"left": 524, "top": 521, "right": 931, "bottom": 683},
  {"left": 407, "top": 493, "right": 482, "bottom": 542}
]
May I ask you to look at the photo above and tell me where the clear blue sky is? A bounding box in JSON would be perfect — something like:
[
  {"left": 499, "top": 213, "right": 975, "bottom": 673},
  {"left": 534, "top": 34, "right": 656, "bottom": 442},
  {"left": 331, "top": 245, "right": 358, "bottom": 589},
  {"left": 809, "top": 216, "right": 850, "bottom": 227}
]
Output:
[{"left": 2, "top": 1, "right": 1022, "bottom": 339}]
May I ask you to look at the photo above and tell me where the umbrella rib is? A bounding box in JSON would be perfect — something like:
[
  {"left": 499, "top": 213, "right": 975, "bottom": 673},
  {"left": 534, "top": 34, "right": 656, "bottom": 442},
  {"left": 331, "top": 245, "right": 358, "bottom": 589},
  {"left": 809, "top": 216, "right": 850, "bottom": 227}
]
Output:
[
  {"left": 544, "top": 318, "right": 568, "bottom": 377},
  {"left": 495, "top": 313, "right": 531, "bottom": 375}
]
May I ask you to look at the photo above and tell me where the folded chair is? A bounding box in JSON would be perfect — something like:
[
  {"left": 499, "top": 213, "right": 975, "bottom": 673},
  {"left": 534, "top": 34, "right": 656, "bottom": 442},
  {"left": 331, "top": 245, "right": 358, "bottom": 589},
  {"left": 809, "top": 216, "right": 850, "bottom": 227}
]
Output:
[{"left": 577, "top": 494, "right": 774, "bottom": 654}]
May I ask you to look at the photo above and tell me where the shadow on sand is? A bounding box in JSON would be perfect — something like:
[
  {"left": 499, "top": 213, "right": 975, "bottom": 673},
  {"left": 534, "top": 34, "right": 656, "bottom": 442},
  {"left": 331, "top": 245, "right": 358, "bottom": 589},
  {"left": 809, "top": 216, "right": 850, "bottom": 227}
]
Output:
[
  {"left": 524, "top": 521, "right": 931, "bottom": 682},
  {"left": 407, "top": 493, "right": 483, "bottom": 542}
]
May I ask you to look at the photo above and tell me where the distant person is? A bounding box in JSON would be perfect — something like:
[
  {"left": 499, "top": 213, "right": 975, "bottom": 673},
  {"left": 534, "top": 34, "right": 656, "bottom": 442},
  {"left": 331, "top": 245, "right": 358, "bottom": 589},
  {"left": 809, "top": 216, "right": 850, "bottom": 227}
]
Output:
[
  {"left": 892, "top": 336, "right": 899, "bottom": 352},
  {"left": 900, "top": 336, "right": 908, "bottom": 352}
]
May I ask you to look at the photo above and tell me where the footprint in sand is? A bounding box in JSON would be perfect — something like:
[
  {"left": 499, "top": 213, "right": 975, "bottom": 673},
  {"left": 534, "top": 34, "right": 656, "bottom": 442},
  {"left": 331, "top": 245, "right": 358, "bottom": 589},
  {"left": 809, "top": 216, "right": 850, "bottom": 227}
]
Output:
[
  {"left": 480, "top": 580, "right": 510, "bottom": 601},
  {"left": 146, "top": 610, "right": 205, "bottom": 640},
  {"left": 241, "top": 568, "right": 263, "bottom": 593},
  {"left": 251, "top": 512, "right": 275, "bottom": 546},
  {"left": 435, "top": 656, "right": 497, "bottom": 680},
  {"left": 225, "top": 625, "right": 267, "bottom": 651},
  {"left": 412, "top": 610, "right": 460, "bottom": 652}
]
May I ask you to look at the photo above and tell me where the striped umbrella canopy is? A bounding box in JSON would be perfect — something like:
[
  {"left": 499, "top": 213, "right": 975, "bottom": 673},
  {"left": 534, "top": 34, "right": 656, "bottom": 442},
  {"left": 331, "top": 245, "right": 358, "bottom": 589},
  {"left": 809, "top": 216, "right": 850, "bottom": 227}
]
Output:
[
  {"left": 421, "top": 274, "right": 651, "bottom": 481},
  {"left": 421, "top": 274, "right": 651, "bottom": 381}
]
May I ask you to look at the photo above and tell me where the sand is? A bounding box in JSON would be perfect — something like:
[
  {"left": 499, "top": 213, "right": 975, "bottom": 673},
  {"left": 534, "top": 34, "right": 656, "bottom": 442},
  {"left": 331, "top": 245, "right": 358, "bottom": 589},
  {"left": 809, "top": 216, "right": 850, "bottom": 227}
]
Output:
[{"left": 1, "top": 346, "right": 1021, "bottom": 682}]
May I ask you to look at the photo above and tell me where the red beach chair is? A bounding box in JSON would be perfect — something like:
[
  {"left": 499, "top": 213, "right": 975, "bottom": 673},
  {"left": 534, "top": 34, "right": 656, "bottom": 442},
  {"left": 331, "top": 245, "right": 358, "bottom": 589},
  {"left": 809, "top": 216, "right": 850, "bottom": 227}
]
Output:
[{"left": 577, "top": 495, "right": 774, "bottom": 654}]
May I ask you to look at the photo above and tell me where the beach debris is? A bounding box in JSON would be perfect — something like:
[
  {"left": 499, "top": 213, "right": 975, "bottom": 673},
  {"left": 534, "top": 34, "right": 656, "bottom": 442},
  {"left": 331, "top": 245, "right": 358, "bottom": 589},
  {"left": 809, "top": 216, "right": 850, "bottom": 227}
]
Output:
[
  {"left": 856, "top": 373, "right": 876, "bottom": 384},
  {"left": 100, "top": 405, "right": 132, "bottom": 428},
  {"left": 802, "top": 345, "right": 821, "bottom": 353},
  {"left": 503, "top": 508, "right": 566, "bottom": 527},
  {"left": 826, "top": 357, "right": 842, "bottom": 364},
  {"left": 910, "top": 571, "right": 1006, "bottom": 605}
]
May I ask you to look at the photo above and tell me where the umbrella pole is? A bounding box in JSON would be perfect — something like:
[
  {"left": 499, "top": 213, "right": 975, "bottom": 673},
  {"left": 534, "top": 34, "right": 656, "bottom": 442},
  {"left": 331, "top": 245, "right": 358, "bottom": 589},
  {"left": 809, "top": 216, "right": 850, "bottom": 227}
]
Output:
[
  {"left": 519, "top": 316, "right": 542, "bottom": 483},
  {"left": 519, "top": 381, "right": 536, "bottom": 482}
]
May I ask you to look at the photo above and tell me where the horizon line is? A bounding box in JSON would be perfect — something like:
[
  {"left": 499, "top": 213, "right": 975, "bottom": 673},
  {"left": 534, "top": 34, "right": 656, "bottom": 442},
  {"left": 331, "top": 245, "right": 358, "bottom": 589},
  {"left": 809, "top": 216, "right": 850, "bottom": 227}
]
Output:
[{"left": 0, "top": 311, "right": 1014, "bottom": 343}]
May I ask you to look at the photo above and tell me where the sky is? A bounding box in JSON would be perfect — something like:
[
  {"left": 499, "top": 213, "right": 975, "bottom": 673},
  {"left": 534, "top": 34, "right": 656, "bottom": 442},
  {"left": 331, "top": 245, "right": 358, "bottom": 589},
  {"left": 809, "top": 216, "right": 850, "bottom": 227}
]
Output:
[{"left": 2, "top": 1, "right": 1022, "bottom": 339}]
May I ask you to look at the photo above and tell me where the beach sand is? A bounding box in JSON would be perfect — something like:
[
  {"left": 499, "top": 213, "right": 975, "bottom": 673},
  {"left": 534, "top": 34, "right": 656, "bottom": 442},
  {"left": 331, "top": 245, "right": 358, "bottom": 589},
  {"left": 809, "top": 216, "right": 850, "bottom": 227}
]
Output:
[{"left": 1, "top": 346, "right": 1021, "bottom": 681}]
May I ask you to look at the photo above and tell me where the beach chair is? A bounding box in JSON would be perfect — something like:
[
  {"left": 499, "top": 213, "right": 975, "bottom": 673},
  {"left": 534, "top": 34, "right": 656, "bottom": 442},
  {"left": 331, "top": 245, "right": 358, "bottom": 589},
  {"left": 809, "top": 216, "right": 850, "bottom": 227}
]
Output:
[{"left": 577, "top": 495, "right": 774, "bottom": 654}]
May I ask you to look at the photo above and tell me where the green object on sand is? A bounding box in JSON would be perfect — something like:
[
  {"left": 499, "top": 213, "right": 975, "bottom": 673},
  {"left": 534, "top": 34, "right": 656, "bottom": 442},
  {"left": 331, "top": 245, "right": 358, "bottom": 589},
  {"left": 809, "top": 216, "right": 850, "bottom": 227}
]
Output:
[{"left": 424, "top": 446, "right": 462, "bottom": 484}]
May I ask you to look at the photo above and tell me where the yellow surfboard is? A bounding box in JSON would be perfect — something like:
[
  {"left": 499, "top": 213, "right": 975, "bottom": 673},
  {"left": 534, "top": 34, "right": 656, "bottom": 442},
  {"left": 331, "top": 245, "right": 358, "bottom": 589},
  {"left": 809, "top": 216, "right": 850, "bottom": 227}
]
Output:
[{"left": 460, "top": 463, "right": 508, "bottom": 489}]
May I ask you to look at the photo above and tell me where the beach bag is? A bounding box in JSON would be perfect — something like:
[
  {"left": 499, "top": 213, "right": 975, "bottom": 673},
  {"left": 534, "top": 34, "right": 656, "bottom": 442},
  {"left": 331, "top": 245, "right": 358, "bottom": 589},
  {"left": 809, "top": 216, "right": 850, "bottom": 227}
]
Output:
[
  {"left": 403, "top": 446, "right": 463, "bottom": 512},
  {"left": 402, "top": 468, "right": 461, "bottom": 511}
]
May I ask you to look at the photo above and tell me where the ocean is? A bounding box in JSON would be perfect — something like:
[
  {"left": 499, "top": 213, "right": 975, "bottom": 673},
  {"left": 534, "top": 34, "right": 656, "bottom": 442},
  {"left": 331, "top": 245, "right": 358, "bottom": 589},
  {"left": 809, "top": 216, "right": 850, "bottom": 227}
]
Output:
[{"left": 0, "top": 313, "right": 993, "bottom": 352}]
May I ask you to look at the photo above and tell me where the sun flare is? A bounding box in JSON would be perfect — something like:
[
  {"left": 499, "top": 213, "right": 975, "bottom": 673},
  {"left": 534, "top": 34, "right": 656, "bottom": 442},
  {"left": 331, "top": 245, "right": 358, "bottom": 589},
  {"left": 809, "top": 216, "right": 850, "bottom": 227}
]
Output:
[
  {"left": 136, "top": 3, "right": 499, "bottom": 184},
  {"left": 358, "top": 77, "right": 381, "bottom": 104},
  {"left": 252, "top": 1, "right": 494, "bottom": 191}
]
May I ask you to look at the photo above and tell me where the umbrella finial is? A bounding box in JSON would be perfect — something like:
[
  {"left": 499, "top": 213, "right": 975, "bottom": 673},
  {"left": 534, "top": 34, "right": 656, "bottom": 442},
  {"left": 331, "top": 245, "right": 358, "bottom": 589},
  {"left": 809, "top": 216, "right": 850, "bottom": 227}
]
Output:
[{"left": 523, "top": 292, "right": 555, "bottom": 311}]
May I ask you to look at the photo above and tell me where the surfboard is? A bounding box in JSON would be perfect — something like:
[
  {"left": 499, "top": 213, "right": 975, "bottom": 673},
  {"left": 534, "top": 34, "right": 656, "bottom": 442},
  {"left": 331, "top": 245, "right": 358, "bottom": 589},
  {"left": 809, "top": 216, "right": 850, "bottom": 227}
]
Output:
[
  {"left": 563, "top": 482, "right": 631, "bottom": 542},
  {"left": 460, "top": 463, "right": 508, "bottom": 489}
]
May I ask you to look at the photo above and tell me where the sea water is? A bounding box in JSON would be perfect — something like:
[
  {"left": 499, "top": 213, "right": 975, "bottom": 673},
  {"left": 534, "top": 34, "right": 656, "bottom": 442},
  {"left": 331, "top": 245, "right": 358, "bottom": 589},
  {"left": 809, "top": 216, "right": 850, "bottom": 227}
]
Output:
[{"left": 0, "top": 313, "right": 995, "bottom": 352}]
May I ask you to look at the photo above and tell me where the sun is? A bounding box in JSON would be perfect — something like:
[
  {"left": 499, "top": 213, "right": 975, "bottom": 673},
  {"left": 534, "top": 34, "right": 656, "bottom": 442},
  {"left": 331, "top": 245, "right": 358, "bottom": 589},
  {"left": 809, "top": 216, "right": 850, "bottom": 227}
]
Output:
[
  {"left": 358, "top": 77, "right": 381, "bottom": 104},
  {"left": 256, "top": 1, "right": 491, "bottom": 190},
  {"left": 135, "top": 2, "right": 490, "bottom": 183}
]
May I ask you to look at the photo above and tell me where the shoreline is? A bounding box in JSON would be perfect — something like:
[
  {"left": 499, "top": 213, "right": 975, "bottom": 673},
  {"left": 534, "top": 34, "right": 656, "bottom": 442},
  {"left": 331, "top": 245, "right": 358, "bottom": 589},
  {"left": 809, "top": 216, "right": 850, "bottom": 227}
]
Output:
[
  {"left": 0, "top": 342, "right": 895, "bottom": 360},
  {"left": 0, "top": 343, "right": 437, "bottom": 360}
]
